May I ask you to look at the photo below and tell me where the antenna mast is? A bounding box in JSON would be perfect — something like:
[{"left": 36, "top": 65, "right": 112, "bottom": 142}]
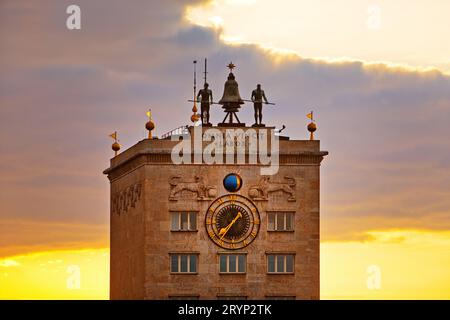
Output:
[
  {"left": 203, "top": 58, "right": 208, "bottom": 85},
  {"left": 191, "top": 60, "right": 200, "bottom": 123},
  {"left": 193, "top": 60, "right": 197, "bottom": 100}
]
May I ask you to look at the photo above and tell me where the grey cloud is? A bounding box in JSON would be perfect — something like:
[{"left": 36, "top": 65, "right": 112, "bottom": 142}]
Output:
[{"left": 1, "top": 0, "right": 450, "bottom": 251}]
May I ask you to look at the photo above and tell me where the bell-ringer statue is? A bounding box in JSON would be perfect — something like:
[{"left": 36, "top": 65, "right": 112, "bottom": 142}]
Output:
[
  {"left": 197, "top": 82, "right": 213, "bottom": 126},
  {"left": 251, "top": 84, "right": 268, "bottom": 126}
]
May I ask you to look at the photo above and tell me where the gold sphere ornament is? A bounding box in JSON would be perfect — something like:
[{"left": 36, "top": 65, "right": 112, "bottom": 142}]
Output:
[
  {"left": 146, "top": 120, "right": 155, "bottom": 131},
  {"left": 145, "top": 109, "right": 155, "bottom": 139},
  {"left": 307, "top": 122, "right": 317, "bottom": 133},
  {"left": 191, "top": 113, "right": 200, "bottom": 122},
  {"left": 112, "top": 141, "right": 121, "bottom": 152},
  {"left": 307, "top": 122, "right": 317, "bottom": 141}
]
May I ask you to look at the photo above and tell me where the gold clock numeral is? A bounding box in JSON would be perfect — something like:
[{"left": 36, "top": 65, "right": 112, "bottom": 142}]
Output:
[
  {"left": 208, "top": 231, "right": 216, "bottom": 239},
  {"left": 254, "top": 219, "right": 260, "bottom": 225},
  {"left": 206, "top": 218, "right": 212, "bottom": 225},
  {"left": 243, "top": 240, "right": 248, "bottom": 246},
  {"left": 230, "top": 243, "right": 235, "bottom": 249},
  {"left": 212, "top": 219, "right": 217, "bottom": 224},
  {"left": 251, "top": 231, "right": 257, "bottom": 237},
  {"left": 218, "top": 240, "right": 224, "bottom": 247},
  {"left": 251, "top": 208, "right": 256, "bottom": 213}
]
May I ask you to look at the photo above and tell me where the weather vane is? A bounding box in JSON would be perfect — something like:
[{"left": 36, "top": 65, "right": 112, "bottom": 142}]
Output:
[
  {"left": 306, "top": 111, "right": 317, "bottom": 140},
  {"left": 109, "top": 131, "right": 120, "bottom": 156}
]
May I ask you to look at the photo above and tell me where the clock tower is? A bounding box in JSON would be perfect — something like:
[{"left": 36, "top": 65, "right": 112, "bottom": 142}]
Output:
[{"left": 103, "top": 65, "right": 328, "bottom": 300}]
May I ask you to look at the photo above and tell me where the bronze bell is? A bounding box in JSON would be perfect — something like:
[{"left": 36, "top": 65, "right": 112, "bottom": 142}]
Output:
[{"left": 218, "top": 72, "right": 244, "bottom": 112}]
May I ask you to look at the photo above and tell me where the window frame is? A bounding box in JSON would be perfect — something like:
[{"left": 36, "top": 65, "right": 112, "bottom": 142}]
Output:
[
  {"left": 169, "top": 253, "right": 199, "bottom": 274},
  {"left": 267, "top": 211, "right": 295, "bottom": 232},
  {"left": 266, "top": 253, "right": 295, "bottom": 274},
  {"left": 218, "top": 253, "right": 247, "bottom": 274},
  {"left": 170, "top": 211, "right": 198, "bottom": 232}
]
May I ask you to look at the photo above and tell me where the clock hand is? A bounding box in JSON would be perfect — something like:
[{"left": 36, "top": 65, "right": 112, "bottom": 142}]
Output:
[
  {"left": 219, "top": 212, "right": 242, "bottom": 240},
  {"left": 219, "top": 215, "right": 240, "bottom": 239},
  {"left": 219, "top": 212, "right": 241, "bottom": 237}
]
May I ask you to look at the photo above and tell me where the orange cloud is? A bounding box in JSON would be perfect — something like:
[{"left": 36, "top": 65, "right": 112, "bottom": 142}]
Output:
[{"left": 0, "top": 219, "right": 108, "bottom": 257}]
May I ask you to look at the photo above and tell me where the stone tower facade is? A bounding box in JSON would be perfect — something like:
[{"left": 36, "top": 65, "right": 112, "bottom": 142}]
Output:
[{"left": 104, "top": 126, "right": 327, "bottom": 299}]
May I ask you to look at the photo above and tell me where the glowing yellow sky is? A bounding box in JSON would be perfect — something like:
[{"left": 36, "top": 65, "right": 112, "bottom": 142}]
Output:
[
  {"left": 0, "top": 249, "right": 109, "bottom": 300},
  {"left": 186, "top": 0, "right": 450, "bottom": 73},
  {"left": 1, "top": 230, "right": 449, "bottom": 299}
]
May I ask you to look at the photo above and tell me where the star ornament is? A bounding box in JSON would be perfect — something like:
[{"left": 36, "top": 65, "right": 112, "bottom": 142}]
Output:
[{"left": 227, "top": 62, "right": 236, "bottom": 72}]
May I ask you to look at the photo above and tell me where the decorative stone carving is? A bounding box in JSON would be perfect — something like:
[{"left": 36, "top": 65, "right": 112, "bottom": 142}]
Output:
[
  {"left": 112, "top": 183, "right": 142, "bottom": 215},
  {"left": 248, "top": 176, "right": 296, "bottom": 201},
  {"left": 169, "top": 175, "right": 217, "bottom": 201}
]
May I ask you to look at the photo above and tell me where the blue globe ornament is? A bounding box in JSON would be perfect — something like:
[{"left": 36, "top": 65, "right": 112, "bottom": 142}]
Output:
[{"left": 223, "top": 173, "right": 243, "bottom": 192}]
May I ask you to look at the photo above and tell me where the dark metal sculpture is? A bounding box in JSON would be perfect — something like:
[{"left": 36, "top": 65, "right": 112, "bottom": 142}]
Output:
[
  {"left": 218, "top": 63, "right": 245, "bottom": 126},
  {"left": 197, "top": 83, "right": 213, "bottom": 126},
  {"left": 251, "top": 84, "right": 268, "bottom": 126}
]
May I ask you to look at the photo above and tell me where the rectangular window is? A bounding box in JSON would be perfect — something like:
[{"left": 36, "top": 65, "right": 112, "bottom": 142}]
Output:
[
  {"left": 267, "top": 212, "right": 294, "bottom": 231},
  {"left": 267, "top": 254, "right": 295, "bottom": 273},
  {"left": 189, "top": 212, "right": 197, "bottom": 230},
  {"left": 189, "top": 254, "right": 197, "bottom": 273},
  {"left": 220, "top": 255, "right": 227, "bottom": 272},
  {"left": 285, "top": 255, "right": 294, "bottom": 273},
  {"left": 180, "top": 255, "right": 188, "bottom": 272},
  {"left": 171, "top": 212, "right": 178, "bottom": 230},
  {"left": 238, "top": 255, "right": 245, "bottom": 273},
  {"left": 170, "top": 254, "right": 198, "bottom": 273},
  {"left": 181, "top": 212, "right": 188, "bottom": 230},
  {"left": 268, "top": 213, "right": 275, "bottom": 231},
  {"left": 219, "top": 254, "right": 246, "bottom": 273},
  {"left": 171, "top": 255, "right": 178, "bottom": 273},
  {"left": 276, "top": 213, "right": 284, "bottom": 231},
  {"left": 171, "top": 212, "right": 197, "bottom": 231},
  {"left": 229, "top": 255, "right": 237, "bottom": 273},
  {"left": 267, "top": 255, "right": 275, "bottom": 273}
]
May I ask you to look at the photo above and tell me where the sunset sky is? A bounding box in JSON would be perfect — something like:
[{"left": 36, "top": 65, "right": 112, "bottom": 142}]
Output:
[{"left": 1, "top": 0, "right": 449, "bottom": 299}]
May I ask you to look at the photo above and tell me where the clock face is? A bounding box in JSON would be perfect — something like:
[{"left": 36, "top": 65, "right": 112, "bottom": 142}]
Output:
[{"left": 205, "top": 194, "right": 260, "bottom": 250}]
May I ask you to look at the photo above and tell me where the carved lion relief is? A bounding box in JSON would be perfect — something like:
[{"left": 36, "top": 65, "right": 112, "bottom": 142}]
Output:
[
  {"left": 169, "top": 175, "right": 217, "bottom": 201},
  {"left": 112, "top": 183, "right": 142, "bottom": 215},
  {"left": 248, "top": 176, "right": 296, "bottom": 201}
]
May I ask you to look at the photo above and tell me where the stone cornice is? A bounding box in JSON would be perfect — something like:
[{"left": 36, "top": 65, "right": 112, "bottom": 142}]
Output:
[{"left": 103, "top": 150, "right": 328, "bottom": 182}]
